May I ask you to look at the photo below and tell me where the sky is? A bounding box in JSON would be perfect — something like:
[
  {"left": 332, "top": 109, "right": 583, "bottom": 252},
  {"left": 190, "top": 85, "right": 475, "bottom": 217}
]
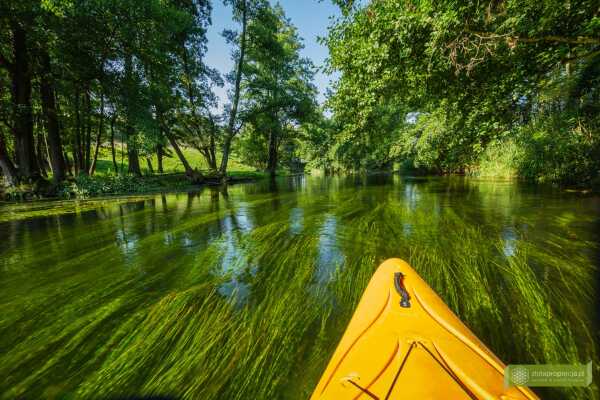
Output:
[{"left": 204, "top": 0, "right": 341, "bottom": 109}]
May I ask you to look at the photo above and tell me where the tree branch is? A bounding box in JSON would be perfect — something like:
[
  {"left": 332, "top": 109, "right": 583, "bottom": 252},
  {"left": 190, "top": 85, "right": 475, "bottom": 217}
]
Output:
[
  {"left": 466, "top": 30, "right": 600, "bottom": 45},
  {"left": 561, "top": 47, "right": 600, "bottom": 63}
]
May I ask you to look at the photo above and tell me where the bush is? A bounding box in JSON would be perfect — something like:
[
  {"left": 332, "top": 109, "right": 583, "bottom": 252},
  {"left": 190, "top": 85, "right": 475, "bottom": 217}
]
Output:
[
  {"left": 470, "top": 139, "right": 521, "bottom": 179},
  {"left": 60, "top": 174, "right": 190, "bottom": 198},
  {"left": 517, "top": 116, "right": 599, "bottom": 185},
  {"left": 470, "top": 115, "right": 599, "bottom": 186}
]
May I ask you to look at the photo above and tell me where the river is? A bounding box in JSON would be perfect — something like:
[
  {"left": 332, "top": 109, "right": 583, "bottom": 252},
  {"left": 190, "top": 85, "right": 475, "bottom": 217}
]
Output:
[{"left": 1, "top": 175, "right": 598, "bottom": 399}]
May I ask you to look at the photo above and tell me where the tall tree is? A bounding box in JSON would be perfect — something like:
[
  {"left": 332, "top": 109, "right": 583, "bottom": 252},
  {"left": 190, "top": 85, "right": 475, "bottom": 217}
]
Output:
[
  {"left": 38, "top": 48, "right": 66, "bottom": 182},
  {"left": 219, "top": 0, "right": 253, "bottom": 177},
  {"left": 0, "top": 17, "right": 41, "bottom": 182},
  {"left": 173, "top": 0, "right": 223, "bottom": 173},
  {"left": 240, "top": 4, "right": 317, "bottom": 177}
]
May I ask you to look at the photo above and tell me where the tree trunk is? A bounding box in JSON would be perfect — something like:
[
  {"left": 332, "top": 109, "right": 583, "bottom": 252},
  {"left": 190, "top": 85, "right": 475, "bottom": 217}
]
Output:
[
  {"left": 165, "top": 130, "right": 202, "bottom": 183},
  {"left": 74, "top": 89, "right": 84, "bottom": 173},
  {"left": 267, "top": 128, "right": 278, "bottom": 178},
  {"left": 157, "top": 144, "right": 164, "bottom": 173},
  {"left": 220, "top": 135, "right": 233, "bottom": 177},
  {"left": 39, "top": 49, "right": 66, "bottom": 182},
  {"left": 120, "top": 138, "right": 124, "bottom": 172},
  {"left": 146, "top": 157, "right": 154, "bottom": 174},
  {"left": 207, "top": 148, "right": 217, "bottom": 171},
  {"left": 219, "top": 0, "right": 247, "bottom": 176},
  {"left": 89, "top": 92, "right": 104, "bottom": 175},
  {"left": 0, "top": 131, "right": 18, "bottom": 185},
  {"left": 207, "top": 117, "right": 217, "bottom": 171},
  {"left": 11, "top": 24, "right": 40, "bottom": 181},
  {"left": 197, "top": 146, "right": 217, "bottom": 172},
  {"left": 36, "top": 130, "right": 48, "bottom": 177},
  {"left": 84, "top": 89, "right": 92, "bottom": 172},
  {"left": 126, "top": 126, "right": 141, "bottom": 176},
  {"left": 123, "top": 53, "right": 141, "bottom": 176},
  {"left": 110, "top": 114, "right": 118, "bottom": 174}
]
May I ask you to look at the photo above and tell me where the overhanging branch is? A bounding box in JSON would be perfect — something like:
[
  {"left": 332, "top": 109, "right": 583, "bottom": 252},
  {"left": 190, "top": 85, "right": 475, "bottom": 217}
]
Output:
[{"left": 466, "top": 30, "right": 600, "bottom": 46}]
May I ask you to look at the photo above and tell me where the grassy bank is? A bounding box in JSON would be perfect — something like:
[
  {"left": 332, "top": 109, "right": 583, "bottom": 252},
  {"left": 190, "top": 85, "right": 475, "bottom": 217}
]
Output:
[
  {"left": 93, "top": 144, "right": 255, "bottom": 176},
  {"left": 1, "top": 145, "right": 278, "bottom": 200},
  {"left": 468, "top": 118, "right": 600, "bottom": 189}
]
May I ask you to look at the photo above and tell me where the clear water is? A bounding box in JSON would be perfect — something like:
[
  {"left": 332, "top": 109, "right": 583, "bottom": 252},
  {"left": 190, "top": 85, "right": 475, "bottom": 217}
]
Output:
[{"left": 1, "top": 175, "right": 598, "bottom": 399}]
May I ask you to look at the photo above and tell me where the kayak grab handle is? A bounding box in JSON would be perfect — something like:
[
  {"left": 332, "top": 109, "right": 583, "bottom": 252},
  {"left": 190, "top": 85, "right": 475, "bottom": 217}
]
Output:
[{"left": 394, "top": 272, "right": 411, "bottom": 308}]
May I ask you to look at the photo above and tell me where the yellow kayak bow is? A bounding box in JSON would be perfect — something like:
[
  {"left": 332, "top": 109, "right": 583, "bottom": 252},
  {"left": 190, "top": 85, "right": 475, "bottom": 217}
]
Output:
[{"left": 311, "top": 258, "right": 539, "bottom": 400}]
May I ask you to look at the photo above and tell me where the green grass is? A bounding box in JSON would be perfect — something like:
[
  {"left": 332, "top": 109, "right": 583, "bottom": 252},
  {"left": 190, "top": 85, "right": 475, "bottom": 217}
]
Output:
[
  {"left": 469, "top": 139, "right": 521, "bottom": 179},
  {"left": 27, "top": 144, "right": 267, "bottom": 199},
  {"left": 1, "top": 144, "right": 303, "bottom": 201},
  {"left": 94, "top": 143, "right": 256, "bottom": 176}
]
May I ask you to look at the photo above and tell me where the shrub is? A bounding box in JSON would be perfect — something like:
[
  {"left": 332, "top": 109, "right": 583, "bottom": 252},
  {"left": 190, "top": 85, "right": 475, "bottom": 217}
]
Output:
[
  {"left": 517, "top": 116, "right": 599, "bottom": 185},
  {"left": 470, "top": 139, "right": 521, "bottom": 179},
  {"left": 60, "top": 174, "right": 189, "bottom": 198}
]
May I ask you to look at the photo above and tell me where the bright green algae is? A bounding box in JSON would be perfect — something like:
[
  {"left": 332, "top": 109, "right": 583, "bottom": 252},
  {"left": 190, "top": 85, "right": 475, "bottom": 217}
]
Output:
[{"left": 0, "top": 176, "right": 598, "bottom": 399}]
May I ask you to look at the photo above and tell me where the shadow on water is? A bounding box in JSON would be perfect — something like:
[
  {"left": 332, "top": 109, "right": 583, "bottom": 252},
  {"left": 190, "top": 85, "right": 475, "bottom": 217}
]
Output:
[{"left": 0, "top": 176, "right": 598, "bottom": 399}]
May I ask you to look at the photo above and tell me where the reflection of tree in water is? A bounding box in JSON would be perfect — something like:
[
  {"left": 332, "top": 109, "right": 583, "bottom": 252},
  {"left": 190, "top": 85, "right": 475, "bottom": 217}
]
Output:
[
  {"left": 289, "top": 207, "right": 304, "bottom": 235},
  {"left": 268, "top": 178, "right": 281, "bottom": 211},
  {"left": 315, "top": 214, "right": 344, "bottom": 284},
  {"left": 215, "top": 185, "right": 257, "bottom": 304}
]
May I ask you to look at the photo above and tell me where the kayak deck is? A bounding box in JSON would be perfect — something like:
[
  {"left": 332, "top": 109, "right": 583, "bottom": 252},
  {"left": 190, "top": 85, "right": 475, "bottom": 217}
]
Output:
[{"left": 311, "top": 258, "right": 539, "bottom": 400}]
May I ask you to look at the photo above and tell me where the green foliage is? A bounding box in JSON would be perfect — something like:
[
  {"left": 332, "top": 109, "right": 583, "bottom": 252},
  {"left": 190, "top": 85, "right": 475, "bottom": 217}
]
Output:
[
  {"left": 236, "top": 124, "right": 269, "bottom": 169},
  {"left": 470, "top": 139, "right": 521, "bottom": 179},
  {"left": 316, "top": 0, "right": 600, "bottom": 185},
  {"left": 236, "top": 3, "right": 318, "bottom": 173},
  {"left": 517, "top": 116, "right": 599, "bottom": 184},
  {"left": 469, "top": 114, "right": 600, "bottom": 185},
  {"left": 61, "top": 174, "right": 190, "bottom": 198}
]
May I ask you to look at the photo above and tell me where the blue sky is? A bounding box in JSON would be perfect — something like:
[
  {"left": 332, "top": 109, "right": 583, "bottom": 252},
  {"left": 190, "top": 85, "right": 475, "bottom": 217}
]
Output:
[{"left": 204, "top": 0, "right": 341, "bottom": 109}]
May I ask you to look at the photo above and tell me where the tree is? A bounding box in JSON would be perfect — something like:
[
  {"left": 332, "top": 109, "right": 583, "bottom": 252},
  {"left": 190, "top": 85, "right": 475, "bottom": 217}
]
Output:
[
  {"left": 239, "top": 3, "right": 317, "bottom": 177},
  {"left": 0, "top": 4, "right": 41, "bottom": 183},
  {"left": 38, "top": 48, "right": 66, "bottom": 182},
  {"left": 173, "top": 1, "right": 223, "bottom": 173},
  {"left": 219, "top": 0, "right": 261, "bottom": 177},
  {"left": 321, "top": 0, "right": 600, "bottom": 182}
]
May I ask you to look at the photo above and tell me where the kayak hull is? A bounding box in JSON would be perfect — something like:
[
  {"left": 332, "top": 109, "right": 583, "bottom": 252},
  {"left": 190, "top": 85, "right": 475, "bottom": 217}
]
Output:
[{"left": 311, "top": 258, "right": 539, "bottom": 400}]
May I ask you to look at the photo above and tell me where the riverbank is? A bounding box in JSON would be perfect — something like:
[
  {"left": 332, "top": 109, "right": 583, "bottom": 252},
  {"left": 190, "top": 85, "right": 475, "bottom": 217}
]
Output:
[
  {"left": 0, "top": 171, "right": 268, "bottom": 201},
  {"left": 0, "top": 145, "right": 298, "bottom": 201},
  {"left": 319, "top": 166, "right": 600, "bottom": 194}
]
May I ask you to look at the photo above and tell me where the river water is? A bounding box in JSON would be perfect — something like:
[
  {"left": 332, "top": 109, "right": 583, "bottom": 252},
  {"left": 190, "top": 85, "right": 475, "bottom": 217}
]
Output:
[{"left": 1, "top": 175, "right": 598, "bottom": 399}]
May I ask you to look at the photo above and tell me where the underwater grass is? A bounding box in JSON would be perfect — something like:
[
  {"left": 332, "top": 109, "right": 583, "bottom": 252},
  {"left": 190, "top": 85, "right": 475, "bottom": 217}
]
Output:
[{"left": 0, "top": 177, "right": 597, "bottom": 399}]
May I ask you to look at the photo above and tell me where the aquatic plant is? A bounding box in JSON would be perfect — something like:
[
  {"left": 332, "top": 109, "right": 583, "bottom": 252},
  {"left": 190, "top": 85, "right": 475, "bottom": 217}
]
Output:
[{"left": 0, "top": 177, "right": 597, "bottom": 399}]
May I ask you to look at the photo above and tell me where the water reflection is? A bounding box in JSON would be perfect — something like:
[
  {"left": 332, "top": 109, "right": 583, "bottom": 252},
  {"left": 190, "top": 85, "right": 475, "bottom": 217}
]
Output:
[
  {"left": 289, "top": 207, "right": 304, "bottom": 235},
  {"left": 316, "top": 214, "right": 344, "bottom": 284},
  {"left": 0, "top": 176, "right": 598, "bottom": 400},
  {"left": 502, "top": 226, "right": 518, "bottom": 257},
  {"left": 403, "top": 182, "right": 421, "bottom": 210}
]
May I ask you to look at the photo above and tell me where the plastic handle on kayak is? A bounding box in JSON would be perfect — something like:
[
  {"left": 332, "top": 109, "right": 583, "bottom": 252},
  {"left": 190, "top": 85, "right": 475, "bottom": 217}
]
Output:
[{"left": 394, "top": 272, "right": 411, "bottom": 308}]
